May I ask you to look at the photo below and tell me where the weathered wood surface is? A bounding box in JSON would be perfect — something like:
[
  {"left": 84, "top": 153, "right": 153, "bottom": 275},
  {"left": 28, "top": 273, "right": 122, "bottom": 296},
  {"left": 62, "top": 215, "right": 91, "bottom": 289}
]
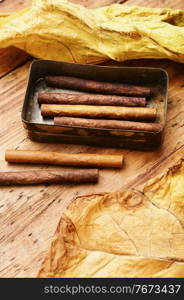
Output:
[{"left": 0, "top": 0, "right": 184, "bottom": 278}]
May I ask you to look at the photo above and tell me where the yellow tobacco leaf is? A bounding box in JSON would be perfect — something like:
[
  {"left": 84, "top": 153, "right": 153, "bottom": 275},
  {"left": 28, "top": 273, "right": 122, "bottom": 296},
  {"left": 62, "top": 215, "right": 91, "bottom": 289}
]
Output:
[
  {"left": 1, "top": 0, "right": 184, "bottom": 64},
  {"left": 38, "top": 159, "right": 184, "bottom": 278}
]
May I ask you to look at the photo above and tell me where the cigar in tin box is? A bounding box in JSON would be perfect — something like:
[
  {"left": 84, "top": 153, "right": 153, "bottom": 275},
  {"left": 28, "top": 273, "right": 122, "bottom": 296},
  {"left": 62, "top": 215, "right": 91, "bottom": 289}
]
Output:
[
  {"left": 5, "top": 150, "right": 123, "bottom": 169},
  {"left": 45, "top": 76, "right": 151, "bottom": 97},
  {"left": 41, "top": 104, "right": 156, "bottom": 121},
  {"left": 54, "top": 117, "right": 163, "bottom": 133},
  {"left": 0, "top": 169, "right": 99, "bottom": 186},
  {"left": 38, "top": 92, "right": 147, "bottom": 107}
]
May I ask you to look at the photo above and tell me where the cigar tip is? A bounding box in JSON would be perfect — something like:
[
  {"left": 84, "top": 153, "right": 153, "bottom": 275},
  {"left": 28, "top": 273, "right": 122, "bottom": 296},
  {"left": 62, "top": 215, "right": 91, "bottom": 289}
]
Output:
[
  {"left": 84, "top": 168, "right": 99, "bottom": 182},
  {"left": 89, "top": 168, "right": 99, "bottom": 182},
  {"left": 41, "top": 104, "right": 46, "bottom": 113},
  {"left": 156, "top": 123, "right": 164, "bottom": 132},
  {"left": 37, "top": 93, "right": 42, "bottom": 101},
  {"left": 119, "top": 156, "right": 124, "bottom": 168},
  {"left": 5, "top": 149, "right": 10, "bottom": 161}
]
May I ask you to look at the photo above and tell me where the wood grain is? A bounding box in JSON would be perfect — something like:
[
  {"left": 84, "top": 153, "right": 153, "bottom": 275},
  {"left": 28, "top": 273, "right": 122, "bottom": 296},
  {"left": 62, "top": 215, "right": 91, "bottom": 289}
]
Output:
[
  {"left": 0, "top": 47, "right": 30, "bottom": 78},
  {"left": 122, "top": 0, "right": 184, "bottom": 8},
  {"left": 0, "top": 0, "right": 31, "bottom": 12},
  {"left": 0, "top": 0, "right": 184, "bottom": 278}
]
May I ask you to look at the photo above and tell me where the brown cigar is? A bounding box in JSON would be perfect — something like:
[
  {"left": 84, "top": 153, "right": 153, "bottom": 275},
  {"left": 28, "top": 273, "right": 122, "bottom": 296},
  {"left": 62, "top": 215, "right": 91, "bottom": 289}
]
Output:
[
  {"left": 0, "top": 169, "right": 99, "bottom": 185},
  {"left": 45, "top": 76, "right": 150, "bottom": 97},
  {"left": 5, "top": 150, "right": 123, "bottom": 168},
  {"left": 41, "top": 104, "right": 156, "bottom": 121},
  {"left": 37, "top": 92, "right": 146, "bottom": 107},
  {"left": 54, "top": 117, "right": 163, "bottom": 132}
]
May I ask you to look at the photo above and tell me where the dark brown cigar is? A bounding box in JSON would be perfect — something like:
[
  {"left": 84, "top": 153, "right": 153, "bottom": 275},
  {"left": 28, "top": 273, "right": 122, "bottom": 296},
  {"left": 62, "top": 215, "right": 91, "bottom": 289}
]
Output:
[
  {"left": 54, "top": 117, "right": 163, "bottom": 132},
  {"left": 37, "top": 92, "right": 146, "bottom": 107},
  {"left": 0, "top": 169, "right": 99, "bottom": 185},
  {"left": 5, "top": 150, "right": 124, "bottom": 168},
  {"left": 41, "top": 104, "right": 156, "bottom": 121},
  {"left": 45, "top": 76, "right": 150, "bottom": 97}
]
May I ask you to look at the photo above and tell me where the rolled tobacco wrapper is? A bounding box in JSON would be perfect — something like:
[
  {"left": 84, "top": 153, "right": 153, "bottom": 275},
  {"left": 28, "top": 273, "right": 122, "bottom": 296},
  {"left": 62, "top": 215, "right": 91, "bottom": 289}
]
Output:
[
  {"left": 45, "top": 76, "right": 151, "bottom": 97},
  {"left": 0, "top": 169, "right": 99, "bottom": 186},
  {"left": 54, "top": 117, "right": 163, "bottom": 132},
  {"left": 37, "top": 92, "right": 146, "bottom": 107},
  {"left": 5, "top": 150, "right": 123, "bottom": 168},
  {"left": 41, "top": 104, "right": 156, "bottom": 121}
]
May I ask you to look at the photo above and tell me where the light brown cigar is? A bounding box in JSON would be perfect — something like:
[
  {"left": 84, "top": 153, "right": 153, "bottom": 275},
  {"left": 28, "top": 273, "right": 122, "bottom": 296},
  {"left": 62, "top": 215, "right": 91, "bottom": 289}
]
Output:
[
  {"left": 41, "top": 104, "right": 156, "bottom": 121},
  {"left": 38, "top": 92, "right": 146, "bottom": 107},
  {"left": 0, "top": 169, "right": 99, "bottom": 185},
  {"left": 5, "top": 150, "right": 123, "bottom": 168},
  {"left": 45, "top": 76, "right": 151, "bottom": 97},
  {"left": 54, "top": 117, "right": 163, "bottom": 132}
]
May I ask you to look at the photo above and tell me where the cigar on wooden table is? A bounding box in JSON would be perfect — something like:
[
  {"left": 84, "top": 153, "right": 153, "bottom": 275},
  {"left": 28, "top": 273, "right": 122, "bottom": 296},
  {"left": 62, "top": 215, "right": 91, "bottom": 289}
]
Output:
[
  {"left": 5, "top": 150, "right": 124, "bottom": 169},
  {"left": 41, "top": 104, "right": 156, "bottom": 121},
  {"left": 45, "top": 76, "right": 151, "bottom": 97},
  {"left": 0, "top": 169, "right": 99, "bottom": 186},
  {"left": 38, "top": 92, "right": 147, "bottom": 107},
  {"left": 54, "top": 117, "right": 163, "bottom": 133}
]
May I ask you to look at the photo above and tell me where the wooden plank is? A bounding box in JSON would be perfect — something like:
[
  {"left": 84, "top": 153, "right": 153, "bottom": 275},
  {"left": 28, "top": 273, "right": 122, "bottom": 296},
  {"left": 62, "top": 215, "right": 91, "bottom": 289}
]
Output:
[
  {"left": 122, "top": 0, "right": 184, "bottom": 8},
  {"left": 1, "top": 54, "right": 184, "bottom": 278},
  {"left": 0, "top": 0, "right": 184, "bottom": 278},
  {"left": 0, "top": 47, "right": 30, "bottom": 78},
  {"left": 0, "top": 0, "right": 31, "bottom": 12}
]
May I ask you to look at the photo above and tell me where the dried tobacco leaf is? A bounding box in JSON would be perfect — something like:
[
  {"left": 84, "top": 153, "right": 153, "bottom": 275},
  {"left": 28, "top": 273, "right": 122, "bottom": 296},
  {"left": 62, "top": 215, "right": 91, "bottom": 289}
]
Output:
[
  {"left": 38, "top": 159, "right": 184, "bottom": 278},
  {"left": 0, "top": 0, "right": 184, "bottom": 63}
]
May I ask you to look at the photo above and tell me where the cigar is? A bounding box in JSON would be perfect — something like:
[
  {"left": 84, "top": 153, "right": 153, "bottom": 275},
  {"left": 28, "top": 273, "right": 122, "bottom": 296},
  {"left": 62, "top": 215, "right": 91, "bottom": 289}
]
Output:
[
  {"left": 0, "top": 169, "right": 99, "bottom": 185},
  {"left": 45, "top": 76, "right": 150, "bottom": 97},
  {"left": 38, "top": 92, "right": 146, "bottom": 107},
  {"left": 41, "top": 104, "right": 156, "bottom": 121},
  {"left": 5, "top": 150, "right": 123, "bottom": 168},
  {"left": 54, "top": 117, "right": 163, "bottom": 132}
]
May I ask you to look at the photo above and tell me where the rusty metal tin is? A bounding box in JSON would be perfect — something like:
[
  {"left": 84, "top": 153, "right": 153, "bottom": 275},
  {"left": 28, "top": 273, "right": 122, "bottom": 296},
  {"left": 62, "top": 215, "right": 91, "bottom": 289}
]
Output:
[{"left": 22, "top": 60, "right": 168, "bottom": 150}]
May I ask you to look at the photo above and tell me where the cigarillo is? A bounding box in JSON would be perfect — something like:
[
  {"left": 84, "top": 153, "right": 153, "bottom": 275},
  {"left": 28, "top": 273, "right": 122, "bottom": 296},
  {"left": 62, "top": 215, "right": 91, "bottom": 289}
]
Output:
[
  {"left": 5, "top": 150, "right": 124, "bottom": 169},
  {"left": 0, "top": 169, "right": 99, "bottom": 185},
  {"left": 45, "top": 76, "right": 151, "bottom": 97},
  {"left": 54, "top": 117, "right": 163, "bottom": 132},
  {"left": 41, "top": 104, "right": 156, "bottom": 121},
  {"left": 38, "top": 92, "right": 146, "bottom": 107}
]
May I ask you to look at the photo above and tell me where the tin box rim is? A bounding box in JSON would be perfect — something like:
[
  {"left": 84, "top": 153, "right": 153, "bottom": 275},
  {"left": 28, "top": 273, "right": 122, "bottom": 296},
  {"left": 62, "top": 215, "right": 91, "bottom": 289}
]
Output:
[
  {"left": 21, "top": 59, "right": 168, "bottom": 134},
  {"left": 27, "top": 58, "right": 169, "bottom": 80}
]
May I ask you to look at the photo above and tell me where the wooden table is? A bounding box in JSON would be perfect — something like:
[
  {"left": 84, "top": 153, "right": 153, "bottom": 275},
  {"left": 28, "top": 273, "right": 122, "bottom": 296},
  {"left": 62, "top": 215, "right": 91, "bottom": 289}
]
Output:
[{"left": 0, "top": 0, "right": 184, "bottom": 278}]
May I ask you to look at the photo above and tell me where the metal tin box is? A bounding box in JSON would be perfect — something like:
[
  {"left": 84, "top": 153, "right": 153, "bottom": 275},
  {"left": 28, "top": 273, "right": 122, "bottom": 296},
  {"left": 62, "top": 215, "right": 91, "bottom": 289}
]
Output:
[{"left": 22, "top": 60, "right": 168, "bottom": 150}]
